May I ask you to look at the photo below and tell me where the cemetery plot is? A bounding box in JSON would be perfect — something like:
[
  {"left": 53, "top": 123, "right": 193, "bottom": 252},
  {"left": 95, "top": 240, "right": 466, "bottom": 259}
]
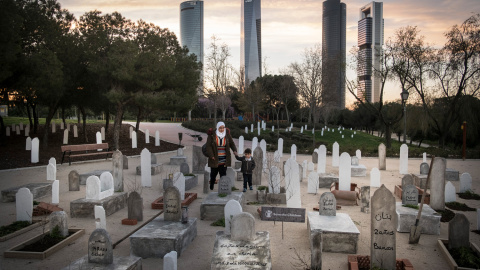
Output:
[{"left": 151, "top": 192, "right": 198, "bottom": 209}]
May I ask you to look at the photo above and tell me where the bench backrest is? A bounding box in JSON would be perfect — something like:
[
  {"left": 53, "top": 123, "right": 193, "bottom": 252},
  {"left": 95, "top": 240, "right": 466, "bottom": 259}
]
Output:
[{"left": 61, "top": 143, "right": 109, "bottom": 152}]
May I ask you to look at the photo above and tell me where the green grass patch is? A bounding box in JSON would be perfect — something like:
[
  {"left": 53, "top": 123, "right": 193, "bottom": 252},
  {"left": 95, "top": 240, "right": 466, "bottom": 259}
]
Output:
[
  {"left": 231, "top": 187, "right": 239, "bottom": 191},
  {"left": 0, "top": 221, "right": 32, "bottom": 237},
  {"left": 210, "top": 218, "right": 225, "bottom": 227},
  {"left": 436, "top": 209, "right": 456, "bottom": 222},
  {"left": 458, "top": 190, "right": 480, "bottom": 200},
  {"left": 402, "top": 204, "right": 419, "bottom": 210},
  {"left": 218, "top": 193, "right": 227, "bottom": 197},
  {"left": 446, "top": 201, "right": 476, "bottom": 211},
  {"left": 448, "top": 246, "right": 480, "bottom": 268},
  {"left": 257, "top": 186, "right": 268, "bottom": 191}
]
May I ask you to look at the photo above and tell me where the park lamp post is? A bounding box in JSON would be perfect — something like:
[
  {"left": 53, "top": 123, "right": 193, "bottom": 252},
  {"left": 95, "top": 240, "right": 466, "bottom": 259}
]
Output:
[{"left": 400, "top": 89, "right": 409, "bottom": 144}]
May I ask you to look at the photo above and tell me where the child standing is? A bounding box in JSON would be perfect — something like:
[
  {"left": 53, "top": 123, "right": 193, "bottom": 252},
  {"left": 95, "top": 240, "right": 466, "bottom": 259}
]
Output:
[{"left": 235, "top": 148, "right": 256, "bottom": 192}]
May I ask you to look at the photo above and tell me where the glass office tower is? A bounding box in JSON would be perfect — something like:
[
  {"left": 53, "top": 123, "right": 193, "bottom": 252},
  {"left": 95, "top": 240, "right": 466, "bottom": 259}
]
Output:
[{"left": 241, "top": 0, "right": 262, "bottom": 85}]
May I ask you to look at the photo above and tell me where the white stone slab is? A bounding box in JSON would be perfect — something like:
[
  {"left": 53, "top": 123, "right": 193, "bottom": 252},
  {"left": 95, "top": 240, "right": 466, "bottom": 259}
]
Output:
[
  {"left": 16, "top": 188, "right": 33, "bottom": 222},
  {"left": 445, "top": 181, "right": 456, "bottom": 203},
  {"left": 338, "top": 152, "right": 351, "bottom": 191}
]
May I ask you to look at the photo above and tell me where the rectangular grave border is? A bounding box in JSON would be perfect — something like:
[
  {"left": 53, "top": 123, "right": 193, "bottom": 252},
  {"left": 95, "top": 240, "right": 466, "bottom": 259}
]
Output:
[
  {"left": 347, "top": 255, "right": 414, "bottom": 270},
  {"left": 437, "top": 239, "right": 480, "bottom": 270},
  {"left": 394, "top": 185, "right": 430, "bottom": 204},
  {"left": 4, "top": 228, "right": 85, "bottom": 260},
  {"left": 151, "top": 192, "right": 197, "bottom": 209},
  {"left": 0, "top": 220, "right": 48, "bottom": 242}
]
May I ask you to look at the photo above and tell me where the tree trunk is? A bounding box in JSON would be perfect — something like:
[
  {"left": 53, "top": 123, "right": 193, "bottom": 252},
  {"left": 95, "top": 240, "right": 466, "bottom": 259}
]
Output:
[
  {"left": 61, "top": 107, "right": 66, "bottom": 127},
  {"left": 113, "top": 103, "right": 125, "bottom": 150},
  {"left": 80, "top": 106, "right": 88, "bottom": 143},
  {"left": 32, "top": 104, "right": 39, "bottom": 134},
  {"left": 42, "top": 105, "right": 58, "bottom": 149},
  {"left": 77, "top": 106, "right": 81, "bottom": 124},
  {"left": 135, "top": 106, "right": 142, "bottom": 132},
  {"left": 105, "top": 110, "right": 110, "bottom": 133},
  {"left": 285, "top": 107, "right": 290, "bottom": 124},
  {"left": 385, "top": 124, "right": 392, "bottom": 149},
  {"left": 26, "top": 102, "right": 33, "bottom": 127}
]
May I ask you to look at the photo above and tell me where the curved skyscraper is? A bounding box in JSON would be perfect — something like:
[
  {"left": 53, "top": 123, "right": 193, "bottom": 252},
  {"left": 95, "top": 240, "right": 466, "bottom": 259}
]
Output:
[
  {"left": 180, "top": 1, "right": 204, "bottom": 95},
  {"left": 241, "top": 0, "right": 262, "bottom": 85}
]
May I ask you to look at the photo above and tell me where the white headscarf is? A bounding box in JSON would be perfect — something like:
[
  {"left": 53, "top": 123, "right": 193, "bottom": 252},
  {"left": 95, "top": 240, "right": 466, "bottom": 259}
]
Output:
[{"left": 216, "top": 121, "right": 226, "bottom": 139}]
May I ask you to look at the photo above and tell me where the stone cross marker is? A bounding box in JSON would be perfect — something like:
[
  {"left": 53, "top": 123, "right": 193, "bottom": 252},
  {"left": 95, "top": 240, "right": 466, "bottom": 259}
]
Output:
[
  {"left": 332, "top": 142, "right": 339, "bottom": 167},
  {"left": 164, "top": 251, "right": 177, "bottom": 270},
  {"left": 307, "top": 171, "right": 319, "bottom": 194},
  {"left": 141, "top": 148, "right": 152, "bottom": 187},
  {"left": 318, "top": 145, "right": 326, "bottom": 174},
  {"left": 420, "top": 162, "right": 429, "bottom": 175},
  {"left": 370, "top": 168, "right": 381, "bottom": 187},
  {"left": 128, "top": 191, "right": 143, "bottom": 222},
  {"left": 319, "top": 192, "right": 336, "bottom": 216},
  {"left": 31, "top": 137, "right": 39, "bottom": 163},
  {"left": 252, "top": 146, "right": 263, "bottom": 185},
  {"left": 88, "top": 228, "right": 113, "bottom": 265},
  {"left": 218, "top": 175, "right": 232, "bottom": 195},
  {"left": 164, "top": 187, "right": 181, "bottom": 221},
  {"left": 371, "top": 185, "right": 397, "bottom": 270},
  {"left": 339, "top": 152, "right": 351, "bottom": 191},
  {"left": 378, "top": 143, "right": 386, "bottom": 170},
  {"left": 401, "top": 174, "right": 414, "bottom": 188},
  {"left": 430, "top": 157, "right": 446, "bottom": 210},
  {"left": 361, "top": 186, "right": 370, "bottom": 213},
  {"left": 224, "top": 200, "right": 242, "bottom": 235},
  {"left": 69, "top": 170, "right": 80, "bottom": 191},
  {"left": 231, "top": 212, "right": 256, "bottom": 241},
  {"left": 399, "top": 144, "right": 408, "bottom": 174},
  {"left": 16, "top": 187, "right": 33, "bottom": 222},
  {"left": 50, "top": 211, "right": 68, "bottom": 237},
  {"left": 448, "top": 213, "right": 470, "bottom": 249},
  {"left": 445, "top": 181, "right": 456, "bottom": 203},
  {"left": 459, "top": 173, "right": 472, "bottom": 193},
  {"left": 112, "top": 150, "right": 124, "bottom": 192},
  {"left": 402, "top": 184, "right": 418, "bottom": 205}
]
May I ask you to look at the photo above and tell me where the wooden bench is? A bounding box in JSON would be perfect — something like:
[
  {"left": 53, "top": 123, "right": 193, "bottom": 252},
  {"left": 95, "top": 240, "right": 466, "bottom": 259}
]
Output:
[{"left": 61, "top": 143, "right": 114, "bottom": 165}]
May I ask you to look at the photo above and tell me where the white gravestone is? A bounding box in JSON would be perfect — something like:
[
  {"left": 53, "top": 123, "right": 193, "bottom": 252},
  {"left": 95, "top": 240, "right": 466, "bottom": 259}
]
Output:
[
  {"left": 308, "top": 161, "right": 314, "bottom": 171},
  {"left": 16, "top": 188, "right": 33, "bottom": 222},
  {"left": 52, "top": 180, "right": 59, "bottom": 204},
  {"left": 356, "top": 149, "right": 361, "bottom": 160},
  {"left": 31, "top": 137, "right": 39, "bottom": 163},
  {"left": 24, "top": 125, "right": 29, "bottom": 136},
  {"left": 285, "top": 158, "right": 301, "bottom": 208},
  {"left": 95, "top": 205, "right": 107, "bottom": 230},
  {"left": 269, "top": 166, "right": 281, "bottom": 194},
  {"left": 63, "top": 129, "right": 69, "bottom": 144},
  {"left": 252, "top": 137, "right": 258, "bottom": 152},
  {"left": 155, "top": 130, "right": 160, "bottom": 146},
  {"left": 245, "top": 127, "right": 248, "bottom": 133},
  {"left": 370, "top": 168, "right": 381, "bottom": 187},
  {"left": 100, "top": 127, "right": 105, "bottom": 141},
  {"left": 66, "top": 123, "right": 70, "bottom": 131},
  {"left": 131, "top": 131, "right": 137, "bottom": 148},
  {"left": 173, "top": 172, "right": 186, "bottom": 200},
  {"left": 423, "top": 152, "right": 427, "bottom": 162},
  {"left": 26, "top": 137, "right": 32, "bottom": 150},
  {"left": 47, "top": 163, "right": 56, "bottom": 181},
  {"left": 251, "top": 124, "right": 254, "bottom": 133},
  {"left": 224, "top": 200, "right": 243, "bottom": 235},
  {"left": 278, "top": 138, "right": 283, "bottom": 157},
  {"left": 399, "top": 144, "right": 408, "bottom": 174},
  {"left": 308, "top": 171, "right": 319, "bottom": 194},
  {"left": 99, "top": 172, "right": 114, "bottom": 198},
  {"left": 291, "top": 144, "right": 297, "bottom": 161},
  {"left": 164, "top": 251, "right": 178, "bottom": 270},
  {"left": 129, "top": 126, "right": 133, "bottom": 138},
  {"left": 16, "top": 125, "right": 20, "bottom": 135},
  {"left": 318, "top": 145, "right": 326, "bottom": 173},
  {"left": 272, "top": 126, "right": 274, "bottom": 132},
  {"left": 339, "top": 152, "right": 351, "bottom": 191},
  {"left": 60, "top": 122, "right": 64, "bottom": 130},
  {"left": 445, "top": 181, "right": 456, "bottom": 203},
  {"left": 96, "top": 132, "right": 102, "bottom": 150},
  {"left": 459, "top": 173, "right": 472, "bottom": 193},
  {"left": 273, "top": 150, "right": 280, "bottom": 163},
  {"left": 260, "top": 139, "right": 267, "bottom": 163},
  {"left": 73, "top": 125, "right": 78, "bottom": 137},
  {"left": 300, "top": 127, "right": 303, "bottom": 133},
  {"left": 239, "top": 136, "right": 244, "bottom": 155},
  {"left": 332, "top": 142, "right": 339, "bottom": 167},
  {"left": 86, "top": 176, "right": 101, "bottom": 200},
  {"left": 378, "top": 143, "right": 386, "bottom": 170},
  {"left": 302, "top": 160, "right": 308, "bottom": 179},
  {"left": 145, "top": 129, "right": 150, "bottom": 144},
  {"left": 141, "top": 148, "right": 152, "bottom": 187}
]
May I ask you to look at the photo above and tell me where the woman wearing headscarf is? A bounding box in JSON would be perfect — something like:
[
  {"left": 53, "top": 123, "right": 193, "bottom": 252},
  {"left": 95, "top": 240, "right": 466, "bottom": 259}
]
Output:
[{"left": 206, "top": 121, "right": 238, "bottom": 190}]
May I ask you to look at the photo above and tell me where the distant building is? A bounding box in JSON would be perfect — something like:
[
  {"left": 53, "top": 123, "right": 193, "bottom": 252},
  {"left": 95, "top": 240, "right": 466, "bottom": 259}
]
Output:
[
  {"left": 322, "top": 0, "right": 346, "bottom": 109},
  {"left": 357, "top": 1, "right": 384, "bottom": 103},
  {"left": 241, "top": 0, "right": 262, "bottom": 85},
  {"left": 180, "top": 1, "right": 204, "bottom": 95}
]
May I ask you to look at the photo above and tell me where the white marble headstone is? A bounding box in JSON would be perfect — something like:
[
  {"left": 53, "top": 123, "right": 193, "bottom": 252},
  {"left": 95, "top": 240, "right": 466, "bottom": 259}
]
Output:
[
  {"left": 63, "top": 129, "right": 69, "bottom": 144},
  {"left": 164, "top": 251, "right": 178, "bottom": 270},
  {"left": 26, "top": 137, "right": 32, "bottom": 150},
  {"left": 95, "top": 205, "right": 106, "bottom": 230},
  {"left": 250, "top": 124, "right": 254, "bottom": 133},
  {"left": 96, "top": 131, "right": 102, "bottom": 146},
  {"left": 302, "top": 160, "right": 307, "bottom": 179},
  {"left": 131, "top": 131, "right": 137, "bottom": 148},
  {"left": 317, "top": 145, "right": 326, "bottom": 173},
  {"left": 16, "top": 188, "right": 33, "bottom": 222},
  {"left": 307, "top": 171, "right": 319, "bottom": 194},
  {"left": 31, "top": 137, "right": 39, "bottom": 163},
  {"left": 145, "top": 129, "right": 150, "bottom": 144},
  {"left": 445, "top": 181, "right": 456, "bottom": 203},
  {"left": 86, "top": 176, "right": 101, "bottom": 200},
  {"left": 356, "top": 149, "right": 361, "bottom": 159},
  {"left": 273, "top": 150, "right": 280, "bottom": 163},
  {"left": 339, "top": 152, "right": 351, "bottom": 191},
  {"left": 52, "top": 180, "right": 59, "bottom": 204},
  {"left": 129, "top": 126, "right": 133, "bottom": 138},
  {"left": 423, "top": 152, "right": 426, "bottom": 162},
  {"left": 24, "top": 125, "right": 29, "bottom": 136},
  {"left": 239, "top": 136, "right": 244, "bottom": 155},
  {"left": 460, "top": 173, "right": 472, "bottom": 193},
  {"left": 245, "top": 127, "right": 248, "bottom": 133},
  {"left": 155, "top": 130, "right": 160, "bottom": 146},
  {"left": 399, "top": 144, "right": 408, "bottom": 174},
  {"left": 269, "top": 166, "right": 281, "bottom": 194},
  {"left": 47, "top": 163, "right": 56, "bottom": 181},
  {"left": 332, "top": 142, "right": 339, "bottom": 167},
  {"left": 173, "top": 172, "right": 186, "bottom": 200},
  {"left": 141, "top": 148, "right": 152, "bottom": 187},
  {"left": 291, "top": 144, "right": 297, "bottom": 161},
  {"left": 224, "top": 200, "right": 242, "bottom": 235},
  {"left": 284, "top": 158, "right": 301, "bottom": 208},
  {"left": 278, "top": 138, "right": 283, "bottom": 157},
  {"left": 100, "top": 127, "right": 105, "bottom": 141},
  {"left": 252, "top": 137, "right": 258, "bottom": 152},
  {"left": 370, "top": 168, "right": 381, "bottom": 187},
  {"left": 73, "top": 125, "right": 78, "bottom": 137}
]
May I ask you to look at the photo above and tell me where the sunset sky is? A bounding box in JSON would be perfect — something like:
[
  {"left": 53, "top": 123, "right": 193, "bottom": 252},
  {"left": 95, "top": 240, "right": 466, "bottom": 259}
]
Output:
[{"left": 57, "top": 0, "right": 480, "bottom": 105}]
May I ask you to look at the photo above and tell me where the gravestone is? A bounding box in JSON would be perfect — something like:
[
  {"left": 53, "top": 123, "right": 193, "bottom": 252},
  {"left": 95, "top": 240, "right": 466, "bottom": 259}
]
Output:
[
  {"left": 88, "top": 228, "right": 113, "bottom": 264},
  {"left": 218, "top": 176, "right": 232, "bottom": 195},
  {"left": 180, "top": 162, "right": 190, "bottom": 175},
  {"left": 145, "top": 129, "right": 150, "bottom": 144},
  {"left": 338, "top": 153, "right": 351, "bottom": 191},
  {"left": 155, "top": 130, "right": 160, "bottom": 146},
  {"left": 285, "top": 158, "right": 301, "bottom": 208},
  {"left": 66, "top": 123, "right": 70, "bottom": 131},
  {"left": 402, "top": 185, "right": 418, "bottom": 205},
  {"left": 16, "top": 125, "right": 20, "bottom": 135},
  {"left": 31, "top": 137, "right": 39, "bottom": 163},
  {"left": 332, "top": 142, "right": 339, "bottom": 167},
  {"left": 96, "top": 131, "right": 102, "bottom": 145},
  {"left": 420, "top": 162, "right": 429, "bottom": 174},
  {"left": 399, "top": 144, "right": 408, "bottom": 174},
  {"left": 371, "top": 185, "right": 397, "bottom": 270},
  {"left": 423, "top": 152, "right": 427, "bottom": 162},
  {"left": 16, "top": 188, "right": 33, "bottom": 222},
  {"left": 226, "top": 167, "right": 235, "bottom": 186},
  {"left": 245, "top": 126, "right": 248, "bottom": 133},
  {"left": 141, "top": 148, "right": 152, "bottom": 187},
  {"left": 192, "top": 145, "right": 207, "bottom": 174},
  {"left": 250, "top": 124, "right": 254, "bottom": 133},
  {"left": 401, "top": 174, "right": 414, "bottom": 188},
  {"left": 319, "top": 192, "right": 336, "bottom": 216},
  {"left": 378, "top": 143, "right": 386, "bottom": 170},
  {"left": 448, "top": 213, "right": 469, "bottom": 249},
  {"left": 273, "top": 151, "right": 280, "bottom": 163},
  {"left": 52, "top": 180, "right": 59, "bottom": 204},
  {"left": 312, "top": 150, "right": 318, "bottom": 164},
  {"left": 101, "top": 127, "right": 105, "bottom": 141},
  {"left": 300, "top": 126, "right": 304, "bottom": 133},
  {"left": 69, "top": 170, "right": 80, "bottom": 191},
  {"left": 50, "top": 211, "right": 69, "bottom": 237},
  {"left": 268, "top": 166, "right": 281, "bottom": 194},
  {"left": 260, "top": 139, "right": 267, "bottom": 161},
  {"left": 445, "top": 168, "right": 459, "bottom": 181},
  {"left": 60, "top": 122, "right": 64, "bottom": 130},
  {"left": 238, "top": 136, "right": 244, "bottom": 154},
  {"left": 361, "top": 186, "right": 370, "bottom": 213},
  {"left": 164, "top": 187, "right": 181, "bottom": 221},
  {"left": 231, "top": 212, "right": 256, "bottom": 241},
  {"left": 308, "top": 161, "right": 314, "bottom": 171},
  {"left": 252, "top": 146, "right": 263, "bottom": 185},
  {"left": 224, "top": 200, "right": 242, "bottom": 235},
  {"left": 356, "top": 149, "right": 361, "bottom": 159},
  {"left": 278, "top": 138, "right": 283, "bottom": 157},
  {"left": 459, "top": 173, "right": 472, "bottom": 193},
  {"left": 351, "top": 156, "right": 359, "bottom": 166},
  {"left": 128, "top": 191, "right": 143, "bottom": 222},
  {"left": 318, "top": 145, "right": 326, "bottom": 173},
  {"left": 291, "top": 144, "right": 297, "bottom": 161},
  {"left": 73, "top": 125, "right": 78, "bottom": 137},
  {"left": 430, "top": 157, "right": 446, "bottom": 210},
  {"left": 47, "top": 163, "right": 56, "bottom": 181},
  {"left": 173, "top": 172, "right": 186, "bottom": 200},
  {"left": 370, "top": 168, "right": 381, "bottom": 187},
  {"left": 112, "top": 150, "right": 124, "bottom": 192},
  {"left": 129, "top": 126, "right": 133, "bottom": 138},
  {"left": 100, "top": 172, "right": 114, "bottom": 198},
  {"left": 252, "top": 137, "right": 258, "bottom": 151},
  {"left": 298, "top": 164, "right": 303, "bottom": 182},
  {"left": 445, "top": 181, "right": 456, "bottom": 203},
  {"left": 177, "top": 148, "right": 184, "bottom": 156},
  {"left": 95, "top": 205, "right": 106, "bottom": 230},
  {"left": 257, "top": 122, "right": 260, "bottom": 136},
  {"left": 131, "top": 131, "right": 137, "bottom": 148},
  {"left": 19, "top": 122, "right": 23, "bottom": 130},
  {"left": 86, "top": 176, "right": 101, "bottom": 200},
  {"left": 164, "top": 251, "right": 177, "bottom": 270},
  {"left": 307, "top": 172, "right": 319, "bottom": 194}
]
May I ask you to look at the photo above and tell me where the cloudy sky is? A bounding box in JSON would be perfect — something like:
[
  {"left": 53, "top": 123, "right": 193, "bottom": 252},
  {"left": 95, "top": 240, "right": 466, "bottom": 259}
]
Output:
[{"left": 57, "top": 0, "right": 479, "bottom": 105}]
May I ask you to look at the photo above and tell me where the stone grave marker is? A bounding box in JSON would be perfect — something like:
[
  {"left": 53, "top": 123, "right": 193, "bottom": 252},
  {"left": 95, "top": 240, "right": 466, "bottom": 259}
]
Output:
[
  {"left": 145, "top": 129, "right": 150, "bottom": 144},
  {"left": 129, "top": 126, "right": 133, "bottom": 138},
  {"left": 180, "top": 162, "right": 189, "bottom": 175},
  {"left": 131, "top": 131, "right": 137, "bottom": 148},
  {"left": 308, "top": 161, "right": 314, "bottom": 171},
  {"left": 278, "top": 138, "right": 283, "bottom": 157},
  {"left": 319, "top": 192, "right": 336, "bottom": 216},
  {"left": 445, "top": 181, "right": 456, "bottom": 203},
  {"left": 238, "top": 136, "right": 244, "bottom": 154},
  {"left": 226, "top": 167, "right": 235, "bottom": 186},
  {"left": 300, "top": 126, "right": 304, "bottom": 133},
  {"left": 312, "top": 150, "right": 318, "bottom": 164},
  {"left": 430, "top": 157, "right": 446, "bottom": 210},
  {"left": 203, "top": 171, "right": 210, "bottom": 194},
  {"left": 112, "top": 150, "right": 124, "bottom": 192},
  {"left": 291, "top": 144, "right": 297, "bottom": 161},
  {"left": 95, "top": 205, "right": 106, "bottom": 230},
  {"left": 273, "top": 150, "right": 280, "bottom": 162},
  {"left": 361, "top": 186, "right": 370, "bottom": 213},
  {"left": 420, "top": 162, "right": 429, "bottom": 174},
  {"left": 141, "top": 148, "right": 152, "bottom": 187},
  {"left": 218, "top": 175, "right": 232, "bottom": 195},
  {"left": 173, "top": 172, "right": 186, "bottom": 200},
  {"left": 298, "top": 164, "right": 303, "bottom": 182},
  {"left": 164, "top": 251, "right": 177, "bottom": 270},
  {"left": 378, "top": 143, "right": 386, "bottom": 170},
  {"left": 423, "top": 152, "right": 426, "bottom": 162},
  {"left": 52, "top": 180, "right": 59, "bottom": 204},
  {"left": 402, "top": 184, "right": 418, "bottom": 205},
  {"left": 66, "top": 123, "right": 70, "bottom": 131},
  {"left": 96, "top": 131, "right": 102, "bottom": 145},
  {"left": 448, "top": 213, "right": 469, "bottom": 249},
  {"left": 318, "top": 145, "right": 326, "bottom": 173},
  {"left": 399, "top": 144, "right": 408, "bottom": 174},
  {"left": 459, "top": 173, "right": 472, "bottom": 193},
  {"left": 253, "top": 146, "right": 263, "bottom": 185},
  {"left": 224, "top": 200, "right": 242, "bottom": 235},
  {"left": 16, "top": 187, "right": 33, "bottom": 222},
  {"left": 332, "top": 142, "right": 339, "bottom": 167},
  {"left": 231, "top": 212, "right": 256, "bottom": 241},
  {"left": 128, "top": 191, "right": 143, "bottom": 221},
  {"left": 60, "top": 122, "right": 64, "bottom": 130},
  {"left": 339, "top": 152, "right": 351, "bottom": 191},
  {"left": 269, "top": 166, "right": 281, "bottom": 194},
  {"left": 155, "top": 130, "right": 160, "bottom": 146},
  {"left": 356, "top": 149, "right": 361, "bottom": 159},
  {"left": 177, "top": 147, "right": 184, "bottom": 156},
  {"left": 257, "top": 122, "right": 260, "bottom": 136},
  {"left": 31, "top": 137, "right": 39, "bottom": 163},
  {"left": 351, "top": 156, "right": 359, "bottom": 166},
  {"left": 25, "top": 125, "right": 29, "bottom": 136},
  {"left": 50, "top": 211, "right": 69, "bottom": 237},
  {"left": 302, "top": 160, "right": 307, "bottom": 179},
  {"left": 245, "top": 126, "right": 248, "bottom": 133},
  {"left": 100, "top": 172, "right": 114, "bottom": 198},
  {"left": 86, "top": 176, "right": 101, "bottom": 200},
  {"left": 250, "top": 124, "right": 254, "bottom": 133},
  {"left": 19, "top": 122, "right": 23, "bottom": 130},
  {"left": 260, "top": 139, "right": 267, "bottom": 159},
  {"left": 401, "top": 174, "right": 414, "bottom": 188},
  {"left": 16, "top": 125, "right": 20, "bottom": 135},
  {"left": 192, "top": 145, "right": 207, "bottom": 174},
  {"left": 88, "top": 228, "right": 113, "bottom": 264},
  {"left": 47, "top": 163, "right": 56, "bottom": 181},
  {"left": 371, "top": 185, "right": 397, "bottom": 270},
  {"left": 69, "top": 170, "right": 80, "bottom": 191},
  {"left": 370, "top": 168, "right": 381, "bottom": 187},
  {"left": 73, "top": 125, "right": 78, "bottom": 137},
  {"left": 252, "top": 137, "right": 258, "bottom": 151},
  {"left": 164, "top": 186, "right": 181, "bottom": 221},
  {"left": 285, "top": 158, "right": 301, "bottom": 208},
  {"left": 123, "top": 155, "right": 128, "bottom": 170},
  {"left": 63, "top": 129, "right": 68, "bottom": 144},
  {"left": 100, "top": 127, "right": 105, "bottom": 141},
  {"left": 307, "top": 171, "right": 319, "bottom": 194}
]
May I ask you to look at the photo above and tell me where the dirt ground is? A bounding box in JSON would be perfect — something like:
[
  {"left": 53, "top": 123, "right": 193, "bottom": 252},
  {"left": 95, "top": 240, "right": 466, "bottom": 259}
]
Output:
[{"left": 0, "top": 124, "right": 479, "bottom": 270}]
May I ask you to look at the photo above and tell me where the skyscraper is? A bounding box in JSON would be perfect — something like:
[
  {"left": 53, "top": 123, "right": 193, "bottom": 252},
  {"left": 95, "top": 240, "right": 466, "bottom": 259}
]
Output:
[
  {"left": 322, "top": 0, "right": 346, "bottom": 109},
  {"left": 241, "top": 0, "right": 262, "bottom": 85},
  {"left": 358, "top": 1, "right": 384, "bottom": 103},
  {"left": 180, "top": 1, "right": 204, "bottom": 95}
]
